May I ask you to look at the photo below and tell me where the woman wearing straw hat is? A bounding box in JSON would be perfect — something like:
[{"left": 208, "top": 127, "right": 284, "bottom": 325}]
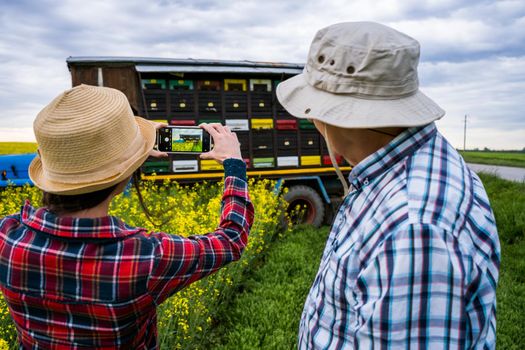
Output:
[
  {"left": 0, "top": 84, "right": 254, "bottom": 349},
  {"left": 277, "top": 22, "right": 499, "bottom": 349}
]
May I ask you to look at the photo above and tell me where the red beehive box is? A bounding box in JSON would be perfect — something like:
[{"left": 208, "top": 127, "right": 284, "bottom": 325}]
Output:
[
  {"left": 322, "top": 155, "right": 344, "bottom": 165},
  {"left": 169, "top": 119, "right": 196, "bottom": 126},
  {"left": 276, "top": 119, "right": 297, "bottom": 130}
]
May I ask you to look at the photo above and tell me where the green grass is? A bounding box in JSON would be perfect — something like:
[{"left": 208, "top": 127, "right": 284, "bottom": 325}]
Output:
[
  {"left": 478, "top": 174, "right": 525, "bottom": 349},
  {"left": 460, "top": 151, "right": 525, "bottom": 168},
  {"left": 497, "top": 241, "right": 525, "bottom": 350},
  {"left": 210, "top": 174, "right": 524, "bottom": 349},
  {"left": 1, "top": 138, "right": 523, "bottom": 348},
  {"left": 208, "top": 226, "right": 329, "bottom": 350},
  {"left": 0, "top": 142, "right": 37, "bottom": 155}
]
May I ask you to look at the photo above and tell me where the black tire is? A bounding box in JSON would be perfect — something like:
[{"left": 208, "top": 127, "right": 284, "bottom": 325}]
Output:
[{"left": 283, "top": 185, "right": 325, "bottom": 228}]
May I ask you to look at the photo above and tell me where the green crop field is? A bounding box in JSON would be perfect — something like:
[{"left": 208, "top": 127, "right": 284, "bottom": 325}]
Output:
[
  {"left": 207, "top": 225, "right": 328, "bottom": 349},
  {"left": 209, "top": 174, "right": 525, "bottom": 349},
  {"left": 171, "top": 140, "right": 203, "bottom": 152},
  {"left": 0, "top": 142, "right": 37, "bottom": 155},
  {"left": 478, "top": 174, "right": 525, "bottom": 350},
  {"left": 460, "top": 151, "right": 525, "bottom": 168},
  {"left": 1, "top": 142, "right": 523, "bottom": 348}
]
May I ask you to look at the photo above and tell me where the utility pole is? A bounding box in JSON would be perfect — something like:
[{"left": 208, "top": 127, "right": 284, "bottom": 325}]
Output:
[{"left": 463, "top": 114, "right": 467, "bottom": 151}]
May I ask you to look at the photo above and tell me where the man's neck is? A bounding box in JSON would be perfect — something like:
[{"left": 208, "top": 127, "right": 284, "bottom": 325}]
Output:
[{"left": 339, "top": 127, "right": 406, "bottom": 166}]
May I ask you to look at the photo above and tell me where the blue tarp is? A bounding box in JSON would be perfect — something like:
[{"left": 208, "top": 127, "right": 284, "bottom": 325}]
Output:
[{"left": 0, "top": 153, "right": 36, "bottom": 188}]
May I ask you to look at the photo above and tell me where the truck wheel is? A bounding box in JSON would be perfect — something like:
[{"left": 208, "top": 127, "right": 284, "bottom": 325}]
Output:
[{"left": 283, "top": 185, "right": 325, "bottom": 228}]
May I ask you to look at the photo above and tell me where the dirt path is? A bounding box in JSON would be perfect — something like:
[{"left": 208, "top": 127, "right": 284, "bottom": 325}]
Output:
[{"left": 468, "top": 163, "right": 525, "bottom": 182}]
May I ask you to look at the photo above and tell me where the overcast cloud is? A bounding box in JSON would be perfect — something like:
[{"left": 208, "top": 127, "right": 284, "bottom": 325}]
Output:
[{"left": 0, "top": 0, "right": 524, "bottom": 149}]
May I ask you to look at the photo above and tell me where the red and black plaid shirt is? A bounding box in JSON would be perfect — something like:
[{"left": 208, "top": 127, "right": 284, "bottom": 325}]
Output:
[{"left": 0, "top": 162, "right": 254, "bottom": 349}]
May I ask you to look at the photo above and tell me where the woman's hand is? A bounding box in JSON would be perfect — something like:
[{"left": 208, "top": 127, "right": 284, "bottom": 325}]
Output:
[
  {"left": 149, "top": 121, "right": 169, "bottom": 158},
  {"left": 199, "top": 123, "right": 242, "bottom": 164}
]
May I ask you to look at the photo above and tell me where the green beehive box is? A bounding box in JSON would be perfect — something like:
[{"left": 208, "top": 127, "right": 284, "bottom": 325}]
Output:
[
  {"left": 142, "top": 161, "right": 171, "bottom": 174},
  {"left": 299, "top": 119, "right": 316, "bottom": 129},
  {"left": 170, "top": 79, "right": 194, "bottom": 90},
  {"left": 141, "top": 79, "right": 167, "bottom": 90},
  {"left": 198, "top": 119, "right": 222, "bottom": 124},
  {"left": 253, "top": 157, "right": 275, "bottom": 168}
]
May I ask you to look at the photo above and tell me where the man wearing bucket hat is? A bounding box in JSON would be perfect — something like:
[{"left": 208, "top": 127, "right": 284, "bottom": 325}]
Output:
[
  {"left": 277, "top": 22, "right": 499, "bottom": 349},
  {"left": 0, "top": 85, "right": 254, "bottom": 348}
]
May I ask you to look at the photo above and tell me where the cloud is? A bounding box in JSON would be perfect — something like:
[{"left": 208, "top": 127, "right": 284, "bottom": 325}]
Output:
[
  {"left": 0, "top": 0, "right": 524, "bottom": 149},
  {"left": 421, "top": 56, "right": 525, "bottom": 129},
  {"left": 0, "top": 128, "right": 35, "bottom": 142},
  {"left": 420, "top": 55, "right": 525, "bottom": 149}
]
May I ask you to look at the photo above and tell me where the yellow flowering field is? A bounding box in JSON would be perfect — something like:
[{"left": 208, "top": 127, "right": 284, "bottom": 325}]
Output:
[
  {"left": 0, "top": 142, "right": 37, "bottom": 155},
  {"left": 0, "top": 177, "right": 287, "bottom": 349}
]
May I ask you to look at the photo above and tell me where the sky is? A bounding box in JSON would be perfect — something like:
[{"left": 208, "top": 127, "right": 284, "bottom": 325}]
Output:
[{"left": 0, "top": 0, "right": 524, "bottom": 150}]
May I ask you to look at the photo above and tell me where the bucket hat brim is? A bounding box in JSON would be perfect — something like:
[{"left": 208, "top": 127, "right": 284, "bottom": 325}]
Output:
[
  {"left": 277, "top": 73, "right": 445, "bottom": 128},
  {"left": 29, "top": 116, "right": 156, "bottom": 195}
]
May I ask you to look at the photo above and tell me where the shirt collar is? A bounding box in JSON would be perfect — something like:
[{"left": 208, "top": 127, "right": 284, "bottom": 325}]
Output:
[
  {"left": 348, "top": 122, "right": 437, "bottom": 190},
  {"left": 21, "top": 200, "right": 145, "bottom": 239}
]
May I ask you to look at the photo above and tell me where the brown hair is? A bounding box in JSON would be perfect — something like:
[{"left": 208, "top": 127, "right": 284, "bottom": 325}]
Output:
[
  {"left": 42, "top": 184, "right": 119, "bottom": 215},
  {"left": 42, "top": 171, "right": 165, "bottom": 227}
]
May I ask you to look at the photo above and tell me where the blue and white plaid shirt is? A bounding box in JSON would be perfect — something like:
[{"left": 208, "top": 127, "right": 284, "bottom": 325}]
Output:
[{"left": 299, "top": 123, "right": 500, "bottom": 349}]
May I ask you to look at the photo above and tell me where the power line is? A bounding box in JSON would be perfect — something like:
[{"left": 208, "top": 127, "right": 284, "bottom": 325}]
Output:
[{"left": 463, "top": 114, "right": 466, "bottom": 151}]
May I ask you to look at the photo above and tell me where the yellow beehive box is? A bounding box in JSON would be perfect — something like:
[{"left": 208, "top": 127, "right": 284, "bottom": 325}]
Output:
[
  {"left": 200, "top": 159, "right": 224, "bottom": 171},
  {"left": 301, "top": 155, "right": 321, "bottom": 166},
  {"left": 224, "top": 79, "right": 247, "bottom": 91},
  {"left": 251, "top": 118, "right": 274, "bottom": 129}
]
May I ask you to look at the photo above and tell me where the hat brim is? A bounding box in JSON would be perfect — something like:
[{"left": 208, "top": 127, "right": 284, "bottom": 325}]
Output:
[
  {"left": 276, "top": 73, "right": 445, "bottom": 128},
  {"left": 29, "top": 117, "right": 156, "bottom": 195}
]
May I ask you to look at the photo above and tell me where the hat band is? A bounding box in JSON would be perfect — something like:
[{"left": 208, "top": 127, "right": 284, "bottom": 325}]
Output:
[
  {"left": 41, "top": 125, "right": 147, "bottom": 184},
  {"left": 305, "top": 66, "right": 419, "bottom": 100}
]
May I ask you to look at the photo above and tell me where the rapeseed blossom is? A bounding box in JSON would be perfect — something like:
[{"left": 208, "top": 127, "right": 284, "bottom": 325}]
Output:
[{"left": 0, "top": 177, "right": 286, "bottom": 348}]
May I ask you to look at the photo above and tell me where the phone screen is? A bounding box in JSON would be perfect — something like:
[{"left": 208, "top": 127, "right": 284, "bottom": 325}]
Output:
[{"left": 157, "top": 127, "right": 211, "bottom": 153}]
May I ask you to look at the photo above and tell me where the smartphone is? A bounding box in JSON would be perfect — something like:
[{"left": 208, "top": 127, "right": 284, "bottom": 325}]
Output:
[{"left": 156, "top": 126, "right": 212, "bottom": 153}]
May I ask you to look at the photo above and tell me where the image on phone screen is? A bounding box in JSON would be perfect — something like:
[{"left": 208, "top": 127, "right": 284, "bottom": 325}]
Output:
[
  {"left": 157, "top": 127, "right": 211, "bottom": 153},
  {"left": 171, "top": 128, "right": 202, "bottom": 152}
]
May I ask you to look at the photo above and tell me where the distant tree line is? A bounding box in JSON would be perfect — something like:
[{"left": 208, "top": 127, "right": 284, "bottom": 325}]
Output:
[{"left": 460, "top": 147, "right": 525, "bottom": 153}]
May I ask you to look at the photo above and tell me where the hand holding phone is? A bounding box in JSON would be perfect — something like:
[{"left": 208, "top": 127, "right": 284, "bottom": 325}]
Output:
[
  {"left": 199, "top": 123, "right": 242, "bottom": 164},
  {"left": 156, "top": 126, "right": 212, "bottom": 154},
  {"left": 149, "top": 121, "right": 169, "bottom": 159}
]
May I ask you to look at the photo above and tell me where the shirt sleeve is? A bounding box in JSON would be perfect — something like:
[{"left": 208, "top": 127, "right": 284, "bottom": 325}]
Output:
[
  {"left": 146, "top": 159, "right": 254, "bottom": 304},
  {"left": 352, "top": 223, "right": 497, "bottom": 349}
]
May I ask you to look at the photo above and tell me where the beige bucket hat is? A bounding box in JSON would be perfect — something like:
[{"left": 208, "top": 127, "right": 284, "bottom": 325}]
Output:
[
  {"left": 277, "top": 22, "right": 445, "bottom": 128},
  {"left": 29, "top": 84, "right": 156, "bottom": 195}
]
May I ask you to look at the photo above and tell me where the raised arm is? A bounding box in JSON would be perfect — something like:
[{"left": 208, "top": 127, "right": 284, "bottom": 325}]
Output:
[{"left": 146, "top": 124, "right": 254, "bottom": 304}]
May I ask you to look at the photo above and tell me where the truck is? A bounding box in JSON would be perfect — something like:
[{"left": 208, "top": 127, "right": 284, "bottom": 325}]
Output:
[{"left": 1, "top": 57, "right": 352, "bottom": 227}]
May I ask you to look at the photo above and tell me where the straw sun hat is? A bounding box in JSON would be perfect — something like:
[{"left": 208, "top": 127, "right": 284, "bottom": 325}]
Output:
[
  {"left": 277, "top": 22, "right": 445, "bottom": 128},
  {"left": 29, "top": 84, "right": 156, "bottom": 195}
]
